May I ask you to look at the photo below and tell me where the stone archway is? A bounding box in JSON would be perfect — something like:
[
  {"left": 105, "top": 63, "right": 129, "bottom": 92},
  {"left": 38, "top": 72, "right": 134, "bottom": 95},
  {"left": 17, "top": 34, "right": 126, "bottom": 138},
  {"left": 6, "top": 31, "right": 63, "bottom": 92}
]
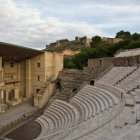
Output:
[{"left": 90, "top": 79, "right": 95, "bottom": 86}]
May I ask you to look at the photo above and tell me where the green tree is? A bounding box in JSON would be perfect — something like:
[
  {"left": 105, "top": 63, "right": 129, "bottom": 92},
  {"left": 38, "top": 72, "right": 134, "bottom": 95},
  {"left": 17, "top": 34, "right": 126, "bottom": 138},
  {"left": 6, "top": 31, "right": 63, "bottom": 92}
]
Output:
[
  {"left": 90, "top": 36, "right": 101, "bottom": 48},
  {"left": 116, "top": 30, "right": 131, "bottom": 39},
  {"left": 131, "top": 33, "right": 140, "bottom": 41},
  {"left": 64, "top": 31, "right": 140, "bottom": 70},
  {"left": 92, "top": 36, "right": 101, "bottom": 43}
]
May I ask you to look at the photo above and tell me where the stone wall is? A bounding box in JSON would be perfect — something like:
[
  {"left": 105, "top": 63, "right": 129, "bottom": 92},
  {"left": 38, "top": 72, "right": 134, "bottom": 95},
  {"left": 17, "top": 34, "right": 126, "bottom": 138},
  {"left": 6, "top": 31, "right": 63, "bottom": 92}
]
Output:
[
  {"left": 55, "top": 66, "right": 111, "bottom": 102},
  {"left": 0, "top": 51, "right": 63, "bottom": 110},
  {"left": 75, "top": 36, "right": 92, "bottom": 47},
  {"left": 0, "top": 57, "right": 2, "bottom": 69},
  {"left": 102, "top": 37, "right": 123, "bottom": 44},
  {"left": 52, "top": 69, "right": 85, "bottom": 102},
  {"left": 34, "top": 52, "right": 63, "bottom": 108},
  {"left": 88, "top": 55, "right": 140, "bottom": 69},
  {"left": 55, "top": 55, "right": 140, "bottom": 102}
]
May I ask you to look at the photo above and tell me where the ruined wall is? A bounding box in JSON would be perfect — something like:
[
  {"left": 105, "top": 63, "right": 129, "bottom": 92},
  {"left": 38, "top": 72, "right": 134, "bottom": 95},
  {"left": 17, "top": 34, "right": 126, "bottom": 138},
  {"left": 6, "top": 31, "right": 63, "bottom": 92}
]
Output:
[
  {"left": 57, "top": 65, "right": 111, "bottom": 101},
  {"left": 102, "top": 37, "right": 123, "bottom": 44},
  {"left": 47, "top": 39, "right": 69, "bottom": 48},
  {"left": 75, "top": 36, "right": 92, "bottom": 47},
  {"left": 88, "top": 55, "right": 140, "bottom": 69},
  {"left": 57, "top": 55, "right": 140, "bottom": 102}
]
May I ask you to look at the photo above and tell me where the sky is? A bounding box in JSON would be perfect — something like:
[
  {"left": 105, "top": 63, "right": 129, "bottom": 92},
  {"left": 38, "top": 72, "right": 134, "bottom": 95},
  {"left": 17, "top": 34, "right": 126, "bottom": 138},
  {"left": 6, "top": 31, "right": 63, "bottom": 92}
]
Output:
[{"left": 0, "top": 0, "right": 140, "bottom": 49}]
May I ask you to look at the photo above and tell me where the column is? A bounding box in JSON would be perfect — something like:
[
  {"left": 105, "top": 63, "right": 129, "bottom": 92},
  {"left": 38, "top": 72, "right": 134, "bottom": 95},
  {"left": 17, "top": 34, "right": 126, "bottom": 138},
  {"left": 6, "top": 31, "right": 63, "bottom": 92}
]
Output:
[
  {"left": 0, "top": 90, "right": 4, "bottom": 112},
  {"left": 26, "top": 59, "right": 32, "bottom": 98}
]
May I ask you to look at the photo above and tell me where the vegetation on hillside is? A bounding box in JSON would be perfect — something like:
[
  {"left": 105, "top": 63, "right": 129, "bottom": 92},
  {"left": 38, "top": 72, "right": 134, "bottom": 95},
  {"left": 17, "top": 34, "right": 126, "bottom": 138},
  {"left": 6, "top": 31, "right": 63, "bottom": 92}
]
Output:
[
  {"left": 64, "top": 31, "right": 140, "bottom": 69},
  {"left": 46, "top": 44, "right": 84, "bottom": 52}
]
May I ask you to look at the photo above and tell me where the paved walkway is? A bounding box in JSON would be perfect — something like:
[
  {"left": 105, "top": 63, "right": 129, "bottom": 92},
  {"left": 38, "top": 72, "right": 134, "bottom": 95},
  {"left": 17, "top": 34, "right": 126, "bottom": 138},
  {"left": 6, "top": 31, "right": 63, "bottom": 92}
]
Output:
[{"left": 0, "top": 101, "right": 38, "bottom": 127}]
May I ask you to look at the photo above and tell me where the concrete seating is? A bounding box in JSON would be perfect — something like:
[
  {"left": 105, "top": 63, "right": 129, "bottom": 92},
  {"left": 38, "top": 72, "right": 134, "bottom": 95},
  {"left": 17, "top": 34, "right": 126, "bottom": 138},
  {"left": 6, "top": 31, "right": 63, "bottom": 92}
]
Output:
[
  {"left": 36, "top": 82, "right": 125, "bottom": 140},
  {"left": 82, "top": 87, "right": 111, "bottom": 109},
  {"left": 70, "top": 97, "right": 91, "bottom": 121},
  {"left": 36, "top": 99, "right": 80, "bottom": 136},
  {"left": 93, "top": 87, "right": 114, "bottom": 107},
  {"left": 50, "top": 102, "right": 70, "bottom": 129},
  {"left": 69, "top": 85, "right": 121, "bottom": 123},
  {"left": 98, "top": 67, "right": 136, "bottom": 86},
  {"left": 46, "top": 105, "right": 66, "bottom": 130},
  {"left": 116, "top": 67, "right": 140, "bottom": 92},
  {"left": 115, "top": 48, "right": 140, "bottom": 57},
  {"left": 35, "top": 65, "right": 140, "bottom": 140},
  {"left": 76, "top": 90, "right": 106, "bottom": 111},
  {"left": 83, "top": 85, "right": 120, "bottom": 105},
  {"left": 45, "top": 104, "right": 70, "bottom": 129},
  {"left": 44, "top": 109, "right": 62, "bottom": 132},
  {"left": 55, "top": 100, "right": 80, "bottom": 126}
]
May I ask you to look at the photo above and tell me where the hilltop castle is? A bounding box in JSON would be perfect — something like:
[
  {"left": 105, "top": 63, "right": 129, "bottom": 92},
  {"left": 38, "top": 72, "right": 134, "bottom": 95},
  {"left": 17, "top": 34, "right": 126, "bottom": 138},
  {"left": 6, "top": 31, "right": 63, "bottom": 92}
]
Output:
[{"left": 46, "top": 36, "right": 123, "bottom": 48}]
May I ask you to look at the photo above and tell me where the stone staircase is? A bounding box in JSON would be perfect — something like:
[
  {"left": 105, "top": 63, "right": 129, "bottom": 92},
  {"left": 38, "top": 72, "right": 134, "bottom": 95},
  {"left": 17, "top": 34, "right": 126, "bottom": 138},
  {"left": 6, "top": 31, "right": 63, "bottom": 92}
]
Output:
[
  {"left": 114, "top": 67, "right": 138, "bottom": 86},
  {"left": 36, "top": 75, "right": 55, "bottom": 98}
]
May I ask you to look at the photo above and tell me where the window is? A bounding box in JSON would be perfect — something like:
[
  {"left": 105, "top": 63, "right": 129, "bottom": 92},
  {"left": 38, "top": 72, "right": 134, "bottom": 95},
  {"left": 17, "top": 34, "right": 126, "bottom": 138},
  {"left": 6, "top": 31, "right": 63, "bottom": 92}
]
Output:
[
  {"left": 37, "top": 76, "right": 40, "bottom": 81},
  {"left": 10, "top": 63, "right": 14, "bottom": 67},
  {"left": 36, "top": 89, "right": 40, "bottom": 93},
  {"left": 37, "top": 63, "right": 40, "bottom": 67}
]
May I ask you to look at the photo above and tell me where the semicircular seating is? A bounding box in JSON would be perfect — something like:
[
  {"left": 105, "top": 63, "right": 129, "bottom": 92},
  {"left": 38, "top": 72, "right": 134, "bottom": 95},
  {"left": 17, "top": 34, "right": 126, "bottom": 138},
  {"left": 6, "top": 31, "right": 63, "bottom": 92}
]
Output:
[
  {"left": 36, "top": 84, "right": 124, "bottom": 139},
  {"left": 35, "top": 66, "right": 140, "bottom": 140},
  {"left": 79, "top": 88, "right": 108, "bottom": 110},
  {"left": 46, "top": 105, "right": 66, "bottom": 130},
  {"left": 50, "top": 102, "right": 71, "bottom": 129},
  {"left": 36, "top": 99, "right": 80, "bottom": 136}
]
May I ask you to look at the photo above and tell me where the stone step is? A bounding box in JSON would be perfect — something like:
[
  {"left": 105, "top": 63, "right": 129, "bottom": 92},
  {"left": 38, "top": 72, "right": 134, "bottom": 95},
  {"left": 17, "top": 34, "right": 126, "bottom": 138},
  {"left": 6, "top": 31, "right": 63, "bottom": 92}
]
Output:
[
  {"left": 87, "top": 85, "right": 119, "bottom": 105},
  {"left": 81, "top": 88, "right": 110, "bottom": 109},
  {"left": 51, "top": 101, "right": 74, "bottom": 129},
  {"left": 45, "top": 108, "right": 64, "bottom": 131}
]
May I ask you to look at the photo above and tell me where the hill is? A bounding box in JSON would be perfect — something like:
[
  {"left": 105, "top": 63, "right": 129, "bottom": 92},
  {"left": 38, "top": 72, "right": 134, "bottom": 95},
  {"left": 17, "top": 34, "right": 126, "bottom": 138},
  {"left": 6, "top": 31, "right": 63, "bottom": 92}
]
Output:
[{"left": 64, "top": 31, "right": 140, "bottom": 69}]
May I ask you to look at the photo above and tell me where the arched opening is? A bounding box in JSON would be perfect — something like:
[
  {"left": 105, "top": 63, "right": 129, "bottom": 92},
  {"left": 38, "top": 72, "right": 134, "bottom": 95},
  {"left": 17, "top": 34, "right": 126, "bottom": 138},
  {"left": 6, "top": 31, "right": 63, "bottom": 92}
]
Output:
[
  {"left": 90, "top": 79, "right": 95, "bottom": 86},
  {"left": 72, "top": 88, "right": 77, "bottom": 93},
  {"left": 56, "top": 81, "right": 61, "bottom": 88},
  {"left": 56, "top": 78, "right": 61, "bottom": 91}
]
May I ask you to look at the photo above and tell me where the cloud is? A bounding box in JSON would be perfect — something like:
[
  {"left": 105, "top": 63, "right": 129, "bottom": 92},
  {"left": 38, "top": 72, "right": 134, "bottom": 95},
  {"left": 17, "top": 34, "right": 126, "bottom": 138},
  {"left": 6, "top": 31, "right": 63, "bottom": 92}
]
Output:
[
  {"left": 0, "top": 0, "right": 105, "bottom": 49},
  {"left": 0, "top": 0, "right": 139, "bottom": 49}
]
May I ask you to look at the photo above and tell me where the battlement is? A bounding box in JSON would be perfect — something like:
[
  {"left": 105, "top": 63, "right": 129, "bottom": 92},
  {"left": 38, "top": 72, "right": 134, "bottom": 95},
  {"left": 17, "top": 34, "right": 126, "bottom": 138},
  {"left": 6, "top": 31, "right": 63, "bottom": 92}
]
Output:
[{"left": 46, "top": 36, "right": 123, "bottom": 49}]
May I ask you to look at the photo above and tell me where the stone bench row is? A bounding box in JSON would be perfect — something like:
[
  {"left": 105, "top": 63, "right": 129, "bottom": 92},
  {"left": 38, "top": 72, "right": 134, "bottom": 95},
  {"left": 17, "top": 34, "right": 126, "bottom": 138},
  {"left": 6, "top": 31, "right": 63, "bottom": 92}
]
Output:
[
  {"left": 36, "top": 83, "right": 125, "bottom": 139},
  {"left": 36, "top": 99, "right": 80, "bottom": 137},
  {"left": 115, "top": 67, "right": 140, "bottom": 91},
  {"left": 98, "top": 67, "right": 136, "bottom": 85},
  {"left": 70, "top": 85, "right": 120, "bottom": 121}
]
